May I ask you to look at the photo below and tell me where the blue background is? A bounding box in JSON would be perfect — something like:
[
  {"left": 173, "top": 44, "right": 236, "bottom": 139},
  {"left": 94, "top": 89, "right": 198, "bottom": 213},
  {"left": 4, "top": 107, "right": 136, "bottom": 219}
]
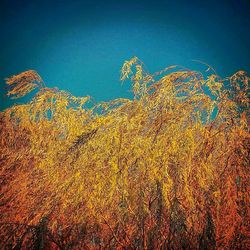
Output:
[{"left": 1, "top": 0, "right": 250, "bottom": 110}]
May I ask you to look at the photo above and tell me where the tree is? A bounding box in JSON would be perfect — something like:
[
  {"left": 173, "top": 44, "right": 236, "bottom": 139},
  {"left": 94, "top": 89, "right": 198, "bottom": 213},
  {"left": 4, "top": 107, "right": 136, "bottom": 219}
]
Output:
[{"left": 0, "top": 58, "right": 249, "bottom": 249}]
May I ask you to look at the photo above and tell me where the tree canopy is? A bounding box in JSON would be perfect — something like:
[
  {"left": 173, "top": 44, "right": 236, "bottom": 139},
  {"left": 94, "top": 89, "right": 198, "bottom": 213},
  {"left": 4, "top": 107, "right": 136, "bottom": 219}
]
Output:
[{"left": 0, "top": 57, "right": 249, "bottom": 249}]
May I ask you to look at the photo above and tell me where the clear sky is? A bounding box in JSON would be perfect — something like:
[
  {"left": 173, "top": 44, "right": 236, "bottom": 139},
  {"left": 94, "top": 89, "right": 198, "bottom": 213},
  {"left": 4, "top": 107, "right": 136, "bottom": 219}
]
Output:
[{"left": 1, "top": 0, "right": 250, "bottom": 110}]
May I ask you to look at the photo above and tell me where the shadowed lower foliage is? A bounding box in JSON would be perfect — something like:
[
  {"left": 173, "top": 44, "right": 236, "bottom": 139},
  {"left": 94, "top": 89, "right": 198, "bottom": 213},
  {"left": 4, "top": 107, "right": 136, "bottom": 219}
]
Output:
[{"left": 0, "top": 57, "right": 249, "bottom": 249}]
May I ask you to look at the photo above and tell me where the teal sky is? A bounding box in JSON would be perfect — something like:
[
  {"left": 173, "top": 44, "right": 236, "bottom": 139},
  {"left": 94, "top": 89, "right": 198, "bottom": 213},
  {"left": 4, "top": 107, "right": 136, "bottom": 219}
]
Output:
[{"left": 1, "top": 0, "right": 250, "bottom": 110}]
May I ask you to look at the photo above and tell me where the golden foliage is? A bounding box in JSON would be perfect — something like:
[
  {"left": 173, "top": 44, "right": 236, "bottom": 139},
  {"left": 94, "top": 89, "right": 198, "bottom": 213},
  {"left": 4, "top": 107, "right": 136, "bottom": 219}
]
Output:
[
  {"left": 0, "top": 59, "right": 249, "bottom": 249},
  {"left": 5, "top": 70, "right": 43, "bottom": 99}
]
